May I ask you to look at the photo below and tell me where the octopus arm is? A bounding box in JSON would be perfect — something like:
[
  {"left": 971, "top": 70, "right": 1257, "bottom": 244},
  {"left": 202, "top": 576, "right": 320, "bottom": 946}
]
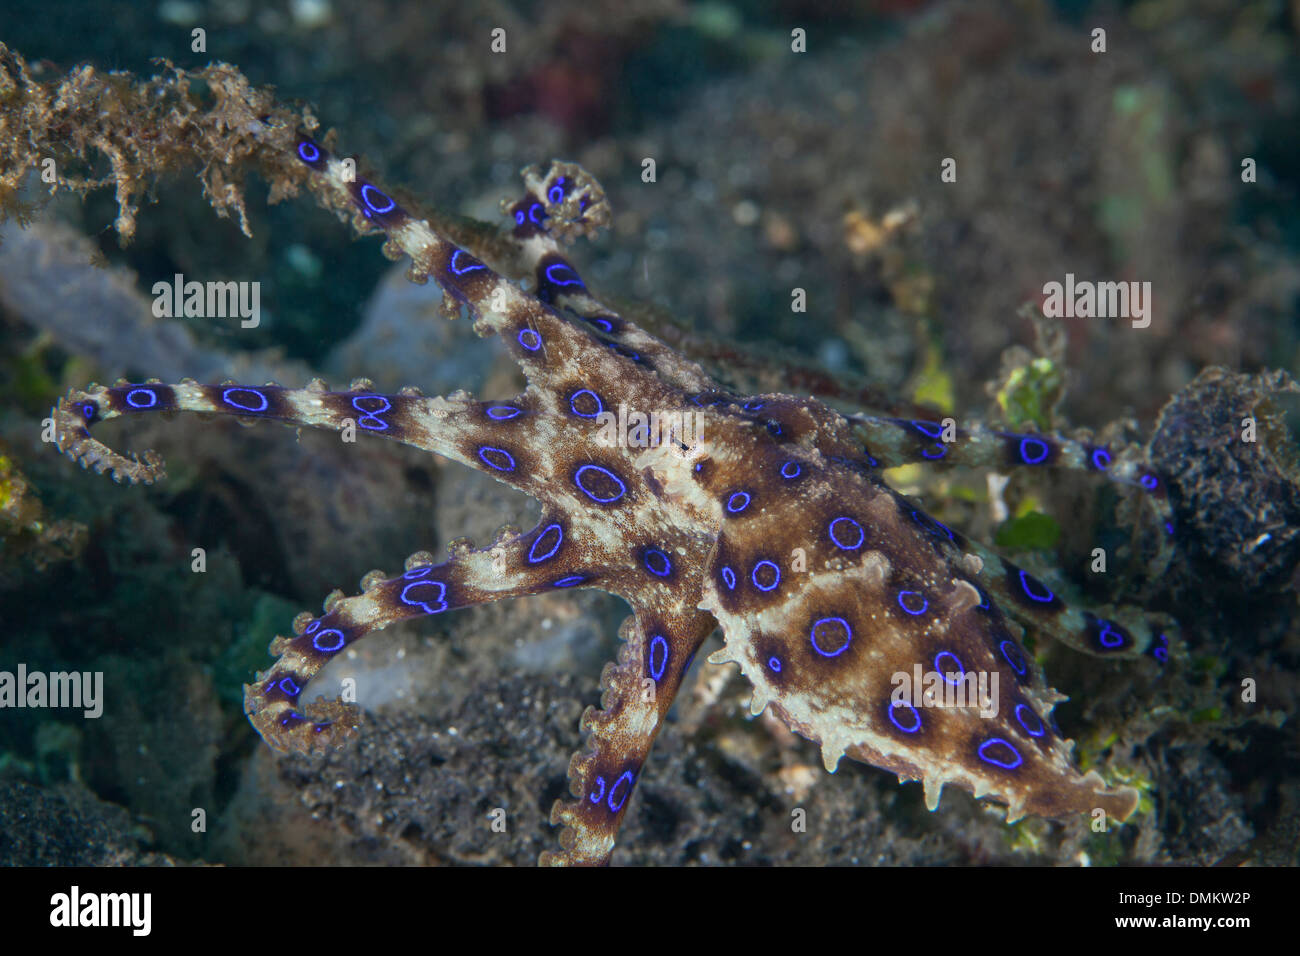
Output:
[
  {"left": 243, "top": 514, "right": 596, "bottom": 754},
  {"left": 53, "top": 379, "right": 572, "bottom": 498},
  {"left": 886, "top": 479, "right": 1179, "bottom": 663},
  {"left": 849, "top": 413, "right": 1176, "bottom": 569},
  {"left": 289, "top": 136, "right": 713, "bottom": 398},
  {"left": 542, "top": 607, "right": 714, "bottom": 866},
  {"left": 942, "top": 531, "right": 1179, "bottom": 662}
]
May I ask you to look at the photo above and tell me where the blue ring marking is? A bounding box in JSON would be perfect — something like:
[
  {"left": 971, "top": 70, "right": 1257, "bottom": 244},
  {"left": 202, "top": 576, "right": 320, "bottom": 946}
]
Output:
[
  {"left": 910, "top": 419, "right": 945, "bottom": 439},
  {"left": 221, "top": 387, "right": 269, "bottom": 413},
  {"left": 514, "top": 209, "right": 525, "bottom": 225},
  {"left": 449, "top": 249, "right": 488, "bottom": 275},
  {"left": 978, "top": 738, "right": 1023, "bottom": 770},
  {"left": 517, "top": 328, "right": 542, "bottom": 352},
  {"left": 1019, "top": 437, "right": 1050, "bottom": 464},
  {"left": 999, "top": 640, "right": 1027, "bottom": 675},
  {"left": 1018, "top": 569, "right": 1055, "bottom": 603},
  {"left": 297, "top": 140, "right": 321, "bottom": 163},
  {"left": 304, "top": 619, "right": 321, "bottom": 635},
  {"left": 351, "top": 394, "right": 392, "bottom": 431},
  {"left": 486, "top": 405, "right": 522, "bottom": 420},
  {"left": 278, "top": 677, "right": 301, "bottom": 697},
  {"left": 360, "top": 183, "right": 396, "bottom": 215},
  {"left": 588, "top": 316, "right": 614, "bottom": 333},
  {"left": 643, "top": 548, "right": 672, "bottom": 577},
  {"left": 648, "top": 636, "right": 669, "bottom": 682},
  {"left": 568, "top": 389, "right": 603, "bottom": 418},
  {"left": 1090, "top": 447, "right": 1112, "bottom": 470},
  {"left": 125, "top": 387, "right": 157, "bottom": 409},
  {"left": 1140, "top": 473, "right": 1159, "bottom": 490},
  {"left": 976, "top": 587, "right": 991, "bottom": 610},
  {"left": 574, "top": 464, "right": 627, "bottom": 503},
  {"left": 83, "top": 403, "right": 96, "bottom": 419},
  {"left": 607, "top": 770, "right": 634, "bottom": 813},
  {"left": 528, "top": 203, "right": 545, "bottom": 225},
  {"left": 933, "top": 651, "right": 964, "bottom": 685},
  {"left": 478, "top": 446, "right": 516, "bottom": 472},
  {"left": 888, "top": 701, "right": 922, "bottom": 734},
  {"left": 528, "top": 524, "right": 564, "bottom": 564},
  {"left": 1164, "top": 522, "right": 1175, "bottom": 536},
  {"left": 1015, "top": 703, "right": 1045, "bottom": 738},
  {"left": 751, "top": 560, "right": 781, "bottom": 592},
  {"left": 922, "top": 444, "right": 947, "bottom": 459},
  {"left": 829, "top": 516, "right": 865, "bottom": 550},
  {"left": 544, "top": 262, "right": 584, "bottom": 288},
  {"left": 548, "top": 178, "right": 566, "bottom": 204},
  {"left": 400, "top": 580, "right": 448, "bottom": 615},
  {"left": 554, "top": 574, "right": 585, "bottom": 588},
  {"left": 403, "top": 565, "right": 432, "bottom": 580},
  {"left": 589, "top": 776, "right": 606, "bottom": 804},
  {"left": 1152, "top": 633, "right": 1170, "bottom": 664},
  {"left": 721, "top": 566, "right": 736, "bottom": 590},
  {"left": 897, "top": 590, "right": 928, "bottom": 615},
  {"left": 743, "top": 400, "right": 765, "bottom": 411},
  {"left": 810, "top": 616, "right": 852, "bottom": 658},
  {"left": 1097, "top": 620, "right": 1125, "bottom": 648},
  {"left": 726, "top": 491, "right": 751, "bottom": 514},
  {"left": 312, "top": 628, "right": 346, "bottom": 653},
  {"left": 780, "top": 461, "right": 801, "bottom": 479},
  {"left": 767, "top": 656, "right": 782, "bottom": 673}
]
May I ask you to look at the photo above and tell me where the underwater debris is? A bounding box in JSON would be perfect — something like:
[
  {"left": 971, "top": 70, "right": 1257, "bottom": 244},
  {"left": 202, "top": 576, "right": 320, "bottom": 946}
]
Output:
[
  {"left": 0, "top": 43, "right": 316, "bottom": 242},
  {"left": 1149, "top": 367, "right": 1300, "bottom": 595},
  {"left": 0, "top": 442, "right": 86, "bottom": 583}
]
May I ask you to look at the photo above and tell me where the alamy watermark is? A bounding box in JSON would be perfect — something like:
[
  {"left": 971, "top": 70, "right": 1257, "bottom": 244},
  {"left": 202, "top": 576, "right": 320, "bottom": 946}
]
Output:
[
  {"left": 1041, "top": 273, "right": 1151, "bottom": 329},
  {"left": 152, "top": 273, "right": 261, "bottom": 328},
  {"left": 0, "top": 664, "right": 103, "bottom": 718},
  {"left": 891, "top": 663, "right": 999, "bottom": 717},
  {"left": 595, "top": 402, "right": 706, "bottom": 448},
  {"left": 50, "top": 886, "right": 150, "bottom": 935}
]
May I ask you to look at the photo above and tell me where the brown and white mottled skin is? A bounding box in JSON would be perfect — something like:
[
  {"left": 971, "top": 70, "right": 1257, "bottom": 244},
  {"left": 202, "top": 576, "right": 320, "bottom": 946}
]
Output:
[{"left": 53, "top": 134, "right": 1175, "bottom": 865}]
